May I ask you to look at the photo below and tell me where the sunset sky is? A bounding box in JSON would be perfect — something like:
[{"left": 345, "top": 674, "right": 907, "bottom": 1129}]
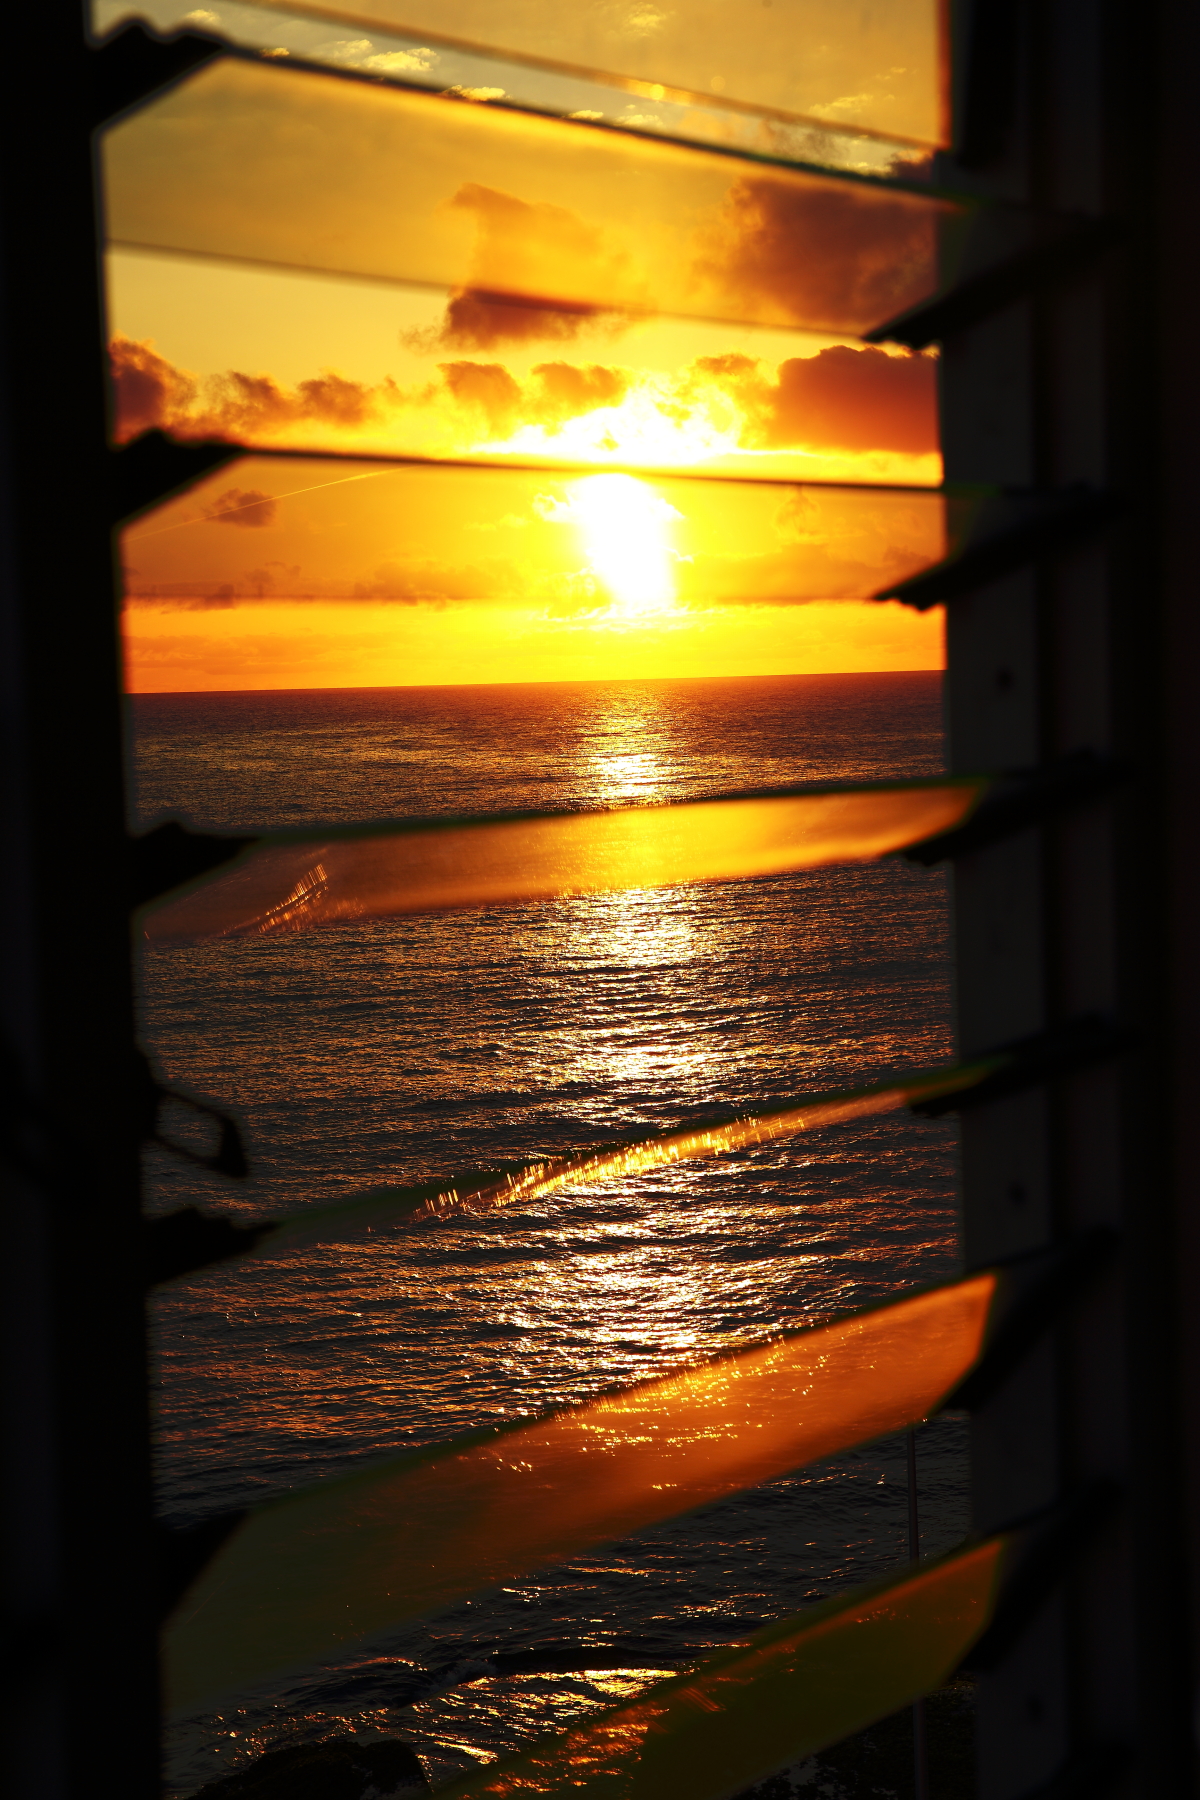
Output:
[{"left": 108, "top": 49, "right": 951, "bottom": 692}]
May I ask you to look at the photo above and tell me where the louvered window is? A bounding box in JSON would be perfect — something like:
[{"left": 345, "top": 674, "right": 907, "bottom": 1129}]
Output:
[{"left": 3, "top": 5, "right": 1189, "bottom": 1799}]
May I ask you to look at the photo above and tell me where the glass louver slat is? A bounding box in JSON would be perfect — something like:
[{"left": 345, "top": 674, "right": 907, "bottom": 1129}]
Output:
[
  {"left": 140, "top": 776, "right": 984, "bottom": 942},
  {"left": 119, "top": 450, "right": 1082, "bottom": 634},
  {"left": 161, "top": 1061, "right": 1002, "bottom": 1271},
  {"left": 430, "top": 1539, "right": 1006, "bottom": 1798},
  {"left": 101, "top": 56, "right": 970, "bottom": 340},
  {"left": 119, "top": 460, "right": 962, "bottom": 595},
  {"left": 220, "top": 1058, "right": 1000, "bottom": 1245},
  {"left": 162, "top": 1271, "right": 997, "bottom": 1710},
  {"left": 159, "top": 0, "right": 951, "bottom": 150},
  {"left": 92, "top": 3, "right": 941, "bottom": 179}
]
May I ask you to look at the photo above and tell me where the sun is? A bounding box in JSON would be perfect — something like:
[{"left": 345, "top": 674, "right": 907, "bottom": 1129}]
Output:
[{"left": 564, "top": 474, "right": 684, "bottom": 617}]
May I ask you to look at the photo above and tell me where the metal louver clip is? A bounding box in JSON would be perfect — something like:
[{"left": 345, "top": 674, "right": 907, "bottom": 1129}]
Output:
[{"left": 137, "top": 1052, "right": 248, "bottom": 1180}]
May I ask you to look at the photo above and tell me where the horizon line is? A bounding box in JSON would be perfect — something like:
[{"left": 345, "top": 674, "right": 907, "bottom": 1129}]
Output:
[{"left": 126, "top": 667, "right": 945, "bottom": 699}]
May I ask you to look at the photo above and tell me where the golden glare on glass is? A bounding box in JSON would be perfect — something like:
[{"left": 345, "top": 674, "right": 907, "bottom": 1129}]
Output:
[
  {"left": 141, "top": 776, "right": 982, "bottom": 942},
  {"left": 239, "top": 0, "right": 950, "bottom": 149},
  {"left": 163, "top": 1272, "right": 998, "bottom": 1710},
  {"left": 102, "top": 57, "right": 967, "bottom": 340},
  {"left": 432, "top": 1538, "right": 1006, "bottom": 1800},
  {"left": 120, "top": 460, "right": 963, "bottom": 608},
  {"left": 559, "top": 475, "right": 680, "bottom": 614},
  {"left": 202, "top": 1056, "right": 999, "bottom": 1267},
  {"left": 94, "top": 2, "right": 937, "bottom": 180}
]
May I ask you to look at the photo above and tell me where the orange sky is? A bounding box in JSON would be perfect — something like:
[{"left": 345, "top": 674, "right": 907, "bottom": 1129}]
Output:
[
  {"left": 119, "top": 437, "right": 945, "bottom": 692},
  {"left": 121, "top": 492, "right": 944, "bottom": 690},
  {"left": 108, "top": 57, "right": 950, "bottom": 694}
]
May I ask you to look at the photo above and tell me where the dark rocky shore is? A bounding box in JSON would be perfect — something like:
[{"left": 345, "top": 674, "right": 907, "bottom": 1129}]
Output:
[
  {"left": 190, "top": 1737, "right": 430, "bottom": 1800},
  {"left": 188, "top": 1681, "right": 974, "bottom": 1800}
]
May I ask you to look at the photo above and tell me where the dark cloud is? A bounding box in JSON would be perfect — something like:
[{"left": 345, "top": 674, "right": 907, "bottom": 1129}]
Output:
[
  {"left": 109, "top": 335, "right": 391, "bottom": 442},
  {"left": 244, "top": 566, "right": 278, "bottom": 597},
  {"left": 203, "top": 487, "right": 278, "bottom": 528},
  {"left": 694, "top": 345, "right": 938, "bottom": 454},
  {"left": 695, "top": 175, "right": 938, "bottom": 334},
  {"left": 111, "top": 331, "right": 934, "bottom": 469},
  {"left": 351, "top": 557, "right": 519, "bottom": 602},
  {"left": 436, "top": 288, "right": 615, "bottom": 350},
  {"left": 195, "top": 368, "right": 390, "bottom": 437},
  {"left": 133, "top": 558, "right": 521, "bottom": 607},
  {"left": 195, "top": 584, "right": 236, "bottom": 610},
  {"left": 126, "top": 563, "right": 307, "bottom": 608},
  {"left": 293, "top": 373, "right": 381, "bottom": 426},
  {"left": 435, "top": 359, "right": 631, "bottom": 435},
  {"left": 449, "top": 181, "right": 620, "bottom": 282},
  {"left": 110, "top": 335, "right": 197, "bottom": 439},
  {"left": 419, "top": 183, "right": 638, "bottom": 348},
  {"left": 531, "top": 362, "right": 630, "bottom": 422},
  {"left": 437, "top": 360, "right": 524, "bottom": 435},
  {"left": 766, "top": 348, "right": 937, "bottom": 452},
  {"left": 112, "top": 332, "right": 638, "bottom": 455}
]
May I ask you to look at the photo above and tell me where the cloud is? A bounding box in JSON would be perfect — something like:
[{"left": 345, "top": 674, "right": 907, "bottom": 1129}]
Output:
[
  {"left": 449, "top": 182, "right": 615, "bottom": 281},
  {"left": 128, "top": 561, "right": 309, "bottom": 607},
  {"left": 199, "top": 368, "right": 385, "bottom": 435},
  {"left": 767, "top": 347, "right": 936, "bottom": 451},
  {"left": 130, "top": 555, "right": 523, "bottom": 606},
  {"left": 203, "top": 487, "right": 278, "bottom": 528},
  {"left": 807, "top": 92, "right": 879, "bottom": 121},
  {"left": 109, "top": 335, "right": 394, "bottom": 443},
  {"left": 110, "top": 335, "right": 197, "bottom": 438},
  {"left": 314, "top": 38, "right": 439, "bottom": 74},
  {"left": 623, "top": 5, "right": 670, "bottom": 32},
  {"left": 437, "top": 359, "right": 632, "bottom": 435},
  {"left": 431, "top": 287, "right": 618, "bottom": 350},
  {"left": 127, "top": 556, "right": 519, "bottom": 608},
  {"left": 694, "top": 174, "right": 937, "bottom": 331},
  {"left": 111, "top": 335, "right": 634, "bottom": 450},
  {"left": 415, "top": 183, "right": 643, "bottom": 347},
  {"left": 531, "top": 362, "right": 630, "bottom": 421},
  {"left": 367, "top": 48, "right": 438, "bottom": 73},
  {"left": 693, "top": 344, "right": 937, "bottom": 453},
  {"left": 351, "top": 557, "right": 520, "bottom": 602},
  {"left": 135, "top": 583, "right": 239, "bottom": 612},
  {"left": 243, "top": 563, "right": 301, "bottom": 596},
  {"left": 206, "top": 584, "right": 235, "bottom": 607},
  {"left": 437, "top": 360, "right": 523, "bottom": 435},
  {"left": 109, "top": 334, "right": 936, "bottom": 465}
]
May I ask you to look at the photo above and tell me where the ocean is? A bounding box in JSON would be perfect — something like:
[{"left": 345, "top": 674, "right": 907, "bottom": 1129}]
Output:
[{"left": 130, "top": 670, "right": 965, "bottom": 1796}]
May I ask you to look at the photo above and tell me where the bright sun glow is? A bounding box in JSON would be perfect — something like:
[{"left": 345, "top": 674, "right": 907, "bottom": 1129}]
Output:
[
  {"left": 496, "top": 382, "right": 747, "bottom": 470},
  {"left": 555, "top": 474, "right": 684, "bottom": 616}
]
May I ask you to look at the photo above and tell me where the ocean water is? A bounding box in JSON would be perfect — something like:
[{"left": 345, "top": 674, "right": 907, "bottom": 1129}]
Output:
[{"left": 130, "top": 670, "right": 965, "bottom": 1796}]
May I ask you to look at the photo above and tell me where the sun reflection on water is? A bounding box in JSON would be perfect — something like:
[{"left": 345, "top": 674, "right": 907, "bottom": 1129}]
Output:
[{"left": 143, "top": 675, "right": 962, "bottom": 1796}]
